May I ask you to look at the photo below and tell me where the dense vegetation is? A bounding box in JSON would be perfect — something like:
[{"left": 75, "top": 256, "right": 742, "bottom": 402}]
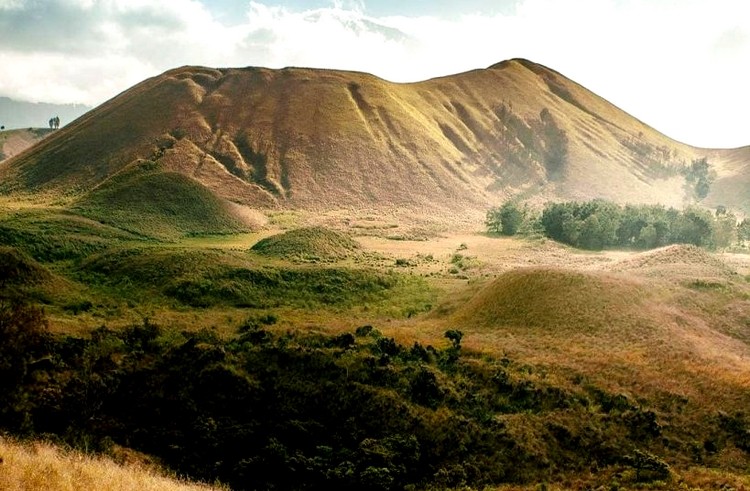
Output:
[
  {"left": 488, "top": 199, "right": 740, "bottom": 250},
  {"left": 12, "top": 302, "right": 744, "bottom": 489}
]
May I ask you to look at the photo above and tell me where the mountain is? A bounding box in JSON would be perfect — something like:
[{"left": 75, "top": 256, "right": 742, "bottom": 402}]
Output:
[
  {"left": 1, "top": 59, "right": 747, "bottom": 222},
  {"left": 0, "top": 96, "right": 91, "bottom": 131}
]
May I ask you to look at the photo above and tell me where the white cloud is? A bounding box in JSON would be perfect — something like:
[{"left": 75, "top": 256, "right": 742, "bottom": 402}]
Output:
[{"left": 0, "top": 0, "right": 748, "bottom": 147}]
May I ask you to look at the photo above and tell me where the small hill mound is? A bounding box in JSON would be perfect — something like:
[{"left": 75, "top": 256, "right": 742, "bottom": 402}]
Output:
[
  {"left": 75, "top": 163, "right": 251, "bottom": 239},
  {"left": 609, "top": 244, "right": 736, "bottom": 281},
  {"left": 251, "top": 227, "right": 360, "bottom": 262},
  {"left": 454, "top": 267, "right": 648, "bottom": 333},
  {"left": 0, "top": 246, "right": 53, "bottom": 286},
  {"left": 0, "top": 210, "right": 140, "bottom": 262},
  {"left": 0, "top": 246, "right": 75, "bottom": 301},
  {"left": 79, "top": 247, "right": 410, "bottom": 309}
]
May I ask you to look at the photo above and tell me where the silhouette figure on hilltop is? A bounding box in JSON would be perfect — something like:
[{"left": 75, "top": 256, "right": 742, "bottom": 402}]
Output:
[{"left": 48, "top": 116, "right": 60, "bottom": 129}]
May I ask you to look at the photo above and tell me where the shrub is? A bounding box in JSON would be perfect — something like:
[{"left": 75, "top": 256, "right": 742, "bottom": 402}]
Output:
[{"left": 486, "top": 202, "right": 525, "bottom": 236}]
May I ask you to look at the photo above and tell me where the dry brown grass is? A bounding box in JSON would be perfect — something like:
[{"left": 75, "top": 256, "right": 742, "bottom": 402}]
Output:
[{"left": 0, "top": 438, "right": 225, "bottom": 491}]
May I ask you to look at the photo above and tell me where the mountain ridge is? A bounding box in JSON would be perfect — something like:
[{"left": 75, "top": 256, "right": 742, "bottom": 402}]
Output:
[{"left": 1, "top": 58, "right": 747, "bottom": 223}]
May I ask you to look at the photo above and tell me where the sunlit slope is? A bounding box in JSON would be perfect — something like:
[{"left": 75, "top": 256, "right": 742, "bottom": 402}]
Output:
[
  {"left": 452, "top": 246, "right": 750, "bottom": 409},
  {"left": 1, "top": 59, "right": 745, "bottom": 217},
  {"left": 0, "top": 437, "right": 224, "bottom": 491},
  {"left": 706, "top": 145, "right": 750, "bottom": 212},
  {"left": 0, "top": 128, "right": 51, "bottom": 162}
]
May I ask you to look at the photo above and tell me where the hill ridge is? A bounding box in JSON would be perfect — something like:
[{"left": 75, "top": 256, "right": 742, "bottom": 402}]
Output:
[{"left": 1, "top": 58, "right": 748, "bottom": 222}]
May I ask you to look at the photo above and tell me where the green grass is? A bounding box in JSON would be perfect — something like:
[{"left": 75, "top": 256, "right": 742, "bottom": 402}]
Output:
[
  {"left": 74, "top": 163, "right": 249, "bottom": 240},
  {"left": 0, "top": 209, "right": 140, "bottom": 262},
  {"left": 75, "top": 246, "right": 435, "bottom": 314},
  {"left": 250, "top": 226, "right": 360, "bottom": 262}
]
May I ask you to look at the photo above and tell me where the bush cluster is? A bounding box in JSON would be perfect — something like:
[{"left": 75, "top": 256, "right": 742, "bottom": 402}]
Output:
[{"left": 489, "top": 199, "right": 740, "bottom": 251}]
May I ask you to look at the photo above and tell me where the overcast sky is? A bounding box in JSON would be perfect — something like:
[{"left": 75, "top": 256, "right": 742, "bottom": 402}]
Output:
[{"left": 0, "top": 0, "right": 747, "bottom": 148}]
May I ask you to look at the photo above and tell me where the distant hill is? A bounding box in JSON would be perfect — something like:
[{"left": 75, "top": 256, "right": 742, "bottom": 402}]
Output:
[
  {"left": 0, "top": 96, "right": 91, "bottom": 130},
  {"left": 0, "top": 128, "right": 52, "bottom": 162},
  {"left": 1, "top": 59, "right": 748, "bottom": 224}
]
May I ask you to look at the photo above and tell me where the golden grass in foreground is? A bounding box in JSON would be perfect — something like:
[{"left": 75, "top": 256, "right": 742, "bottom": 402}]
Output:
[{"left": 0, "top": 438, "right": 225, "bottom": 491}]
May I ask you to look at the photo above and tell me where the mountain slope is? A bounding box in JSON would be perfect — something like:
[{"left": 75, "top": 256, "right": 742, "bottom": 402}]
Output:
[{"left": 0, "top": 59, "right": 745, "bottom": 222}]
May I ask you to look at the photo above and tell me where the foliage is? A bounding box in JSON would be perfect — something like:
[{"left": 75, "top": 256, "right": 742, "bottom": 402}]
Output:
[
  {"left": 537, "top": 199, "right": 737, "bottom": 250},
  {"left": 494, "top": 104, "right": 569, "bottom": 180},
  {"left": 0, "top": 301, "right": 51, "bottom": 431},
  {"left": 683, "top": 157, "right": 715, "bottom": 201},
  {"left": 486, "top": 202, "right": 525, "bottom": 236},
  {"left": 538, "top": 108, "right": 569, "bottom": 178},
  {"left": 739, "top": 218, "right": 750, "bottom": 244}
]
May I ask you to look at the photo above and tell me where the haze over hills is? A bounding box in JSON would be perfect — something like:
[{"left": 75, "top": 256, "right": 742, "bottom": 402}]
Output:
[
  {"left": 0, "top": 128, "right": 52, "bottom": 162},
  {"left": 1, "top": 59, "right": 748, "bottom": 224},
  {"left": 0, "top": 96, "right": 91, "bottom": 131}
]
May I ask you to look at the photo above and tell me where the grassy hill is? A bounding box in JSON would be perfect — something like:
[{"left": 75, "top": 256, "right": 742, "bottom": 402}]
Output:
[
  {"left": 250, "top": 226, "right": 360, "bottom": 262},
  {"left": 1, "top": 59, "right": 747, "bottom": 224},
  {"left": 73, "top": 162, "right": 252, "bottom": 240}
]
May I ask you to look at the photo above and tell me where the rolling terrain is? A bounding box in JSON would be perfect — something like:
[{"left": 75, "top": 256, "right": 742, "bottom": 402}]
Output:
[{"left": 2, "top": 59, "right": 750, "bottom": 490}]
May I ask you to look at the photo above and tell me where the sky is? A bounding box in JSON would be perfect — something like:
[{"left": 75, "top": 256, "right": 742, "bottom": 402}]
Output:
[{"left": 0, "top": 0, "right": 747, "bottom": 148}]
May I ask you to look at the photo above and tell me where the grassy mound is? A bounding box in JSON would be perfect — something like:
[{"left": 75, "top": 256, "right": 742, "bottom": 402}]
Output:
[
  {"left": 0, "top": 210, "right": 138, "bottom": 262},
  {"left": 455, "top": 267, "right": 648, "bottom": 333},
  {"left": 78, "top": 247, "right": 429, "bottom": 311},
  {"left": 251, "top": 227, "right": 360, "bottom": 262},
  {"left": 0, "top": 246, "right": 78, "bottom": 304},
  {"left": 75, "top": 164, "right": 250, "bottom": 240},
  {"left": 0, "top": 246, "right": 53, "bottom": 286},
  {"left": 610, "top": 244, "right": 735, "bottom": 281}
]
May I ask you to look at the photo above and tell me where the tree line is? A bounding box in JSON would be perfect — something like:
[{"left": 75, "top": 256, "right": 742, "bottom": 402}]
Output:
[{"left": 487, "top": 199, "right": 748, "bottom": 251}]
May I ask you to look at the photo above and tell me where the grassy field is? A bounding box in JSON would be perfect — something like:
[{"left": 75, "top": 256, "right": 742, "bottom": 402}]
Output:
[{"left": 3, "top": 198, "right": 750, "bottom": 490}]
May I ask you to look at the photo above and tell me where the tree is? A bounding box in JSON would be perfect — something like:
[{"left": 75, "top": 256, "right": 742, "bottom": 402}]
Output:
[
  {"left": 486, "top": 202, "right": 524, "bottom": 236},
  {"left": 738, "top": 219, "right": 750, "bottom": 244},
  {"left": 712, "top": 211, "right": 737, "bottom": 249},
  {"left": 684, "top": 157, "right": 714, "bottom": 201},
  {"left": 672, "top": 206, "right": 715, "bottom": 248}
]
